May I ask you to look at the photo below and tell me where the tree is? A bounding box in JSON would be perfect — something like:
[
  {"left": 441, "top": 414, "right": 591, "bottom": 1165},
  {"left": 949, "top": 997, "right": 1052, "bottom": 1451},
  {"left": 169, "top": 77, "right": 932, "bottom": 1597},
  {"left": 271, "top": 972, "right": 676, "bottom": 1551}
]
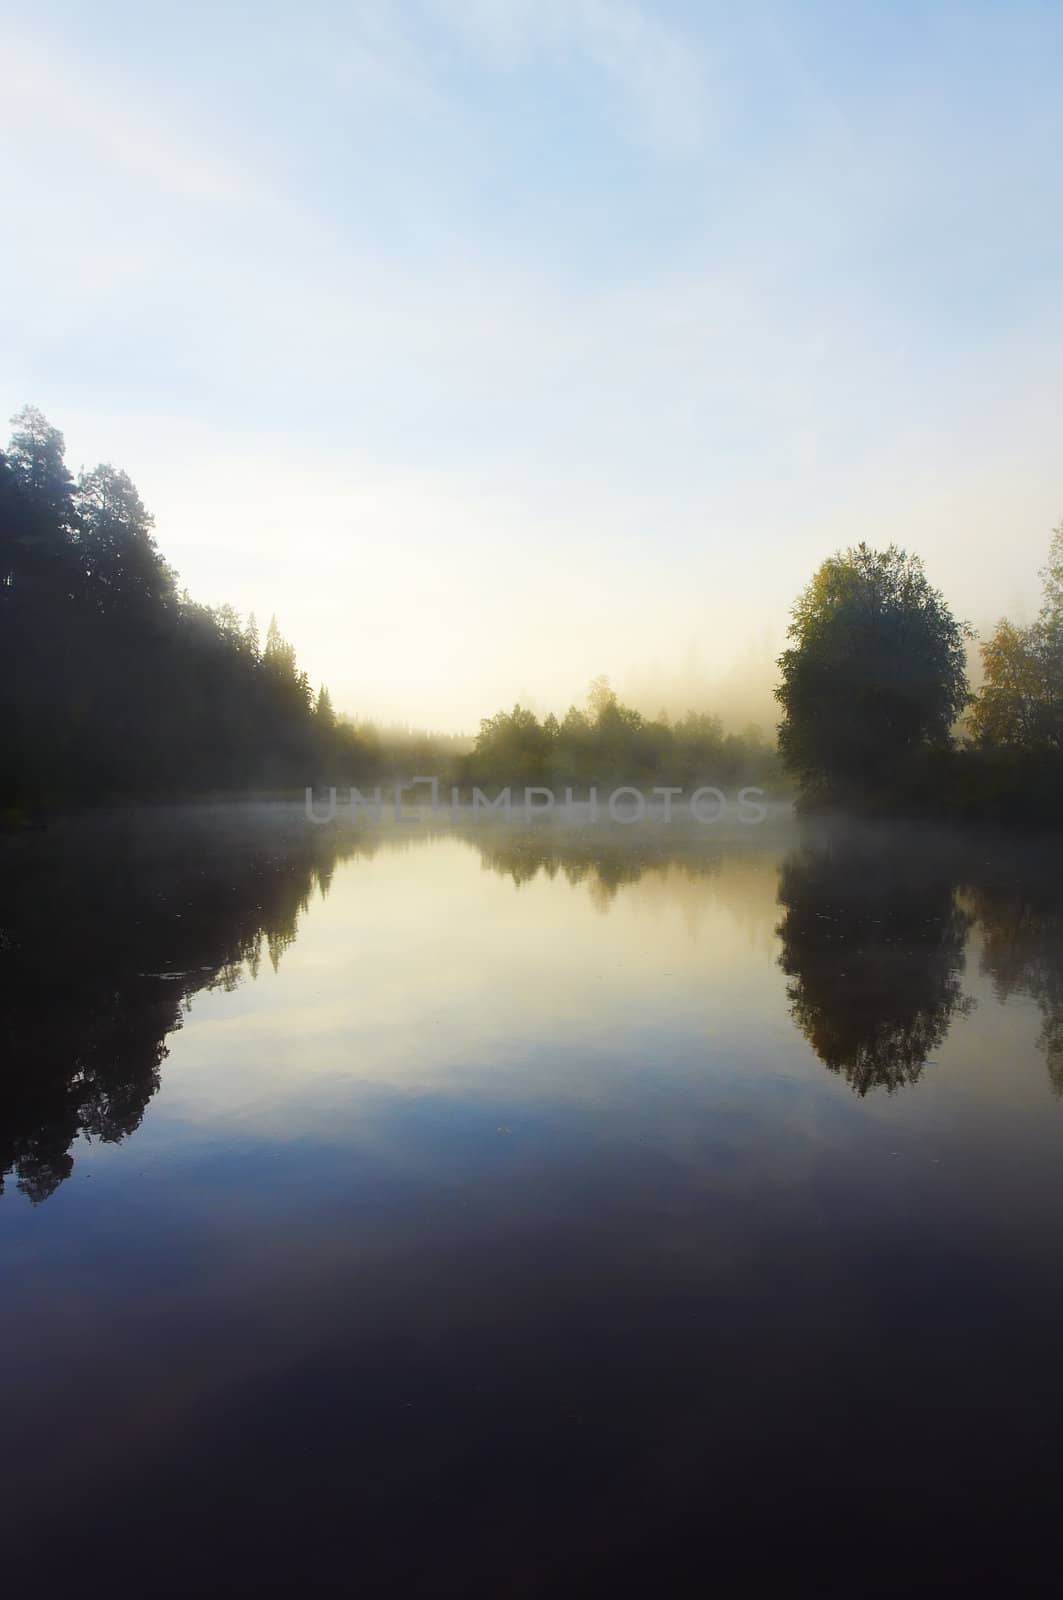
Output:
[
  {"left": 264, "top": 614, "right": 297, "bottom": 679},
  {"left": 1, "top": 405, "right": 357, "bottom": 805},
  {"left": 0, "top": 446, "right": 27, "bottom": 591},
  {"left": 74, "top": 463, "right": 175, "bottom": 612},
  {"left": 7, "top": 405, "right": 75, "bottom": 525},
  {"left": 587, "top": 674, "right": 617, "bottom": 720},
  {"left": 468, "top": 704, "right": 551, "bottom": 785},
  {"left": 315, "top": 685, "right": 335, "bottom": 730},
  {"left": 776, "top": 543, "right": 970, "bottom": 803},
  {"left": 967, "top": 618, "right": 1046, "bottom": 749},
  {"left": 1, "top": 409, "right": 80, "bottom": 610},
  {"left": 1042, "top": 522, "right": 1063, "bottom": 628},
  {"left": 969, "top": 523, "right": 1063, "bottom": 752}
]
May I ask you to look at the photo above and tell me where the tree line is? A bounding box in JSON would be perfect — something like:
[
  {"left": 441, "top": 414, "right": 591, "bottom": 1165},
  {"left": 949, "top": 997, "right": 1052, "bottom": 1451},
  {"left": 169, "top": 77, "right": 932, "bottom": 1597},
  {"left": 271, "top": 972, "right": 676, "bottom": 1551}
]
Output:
[
  {"left": 3, "top": 403, "right": 1060, "bottom": 820},
  {"left": 0, "top": 406, "right": 777, "bottom": 812},
  {"left": 433, "top": 531, "right": 1063, "bottom": 816},
  {"left": 775, "top": 533, "right": 1063, "bottom": 822},
  {"left": 0, "top": 407, "right": 481, "bottom": 809},
  {"left": 461, "top": 675, "right": 778, "bottom": 791}
]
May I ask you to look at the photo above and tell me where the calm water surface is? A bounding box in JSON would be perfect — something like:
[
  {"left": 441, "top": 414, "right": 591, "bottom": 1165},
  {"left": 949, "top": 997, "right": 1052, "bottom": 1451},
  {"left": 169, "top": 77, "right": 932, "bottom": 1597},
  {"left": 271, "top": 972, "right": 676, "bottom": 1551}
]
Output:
[{"left": 3, "top": 804, "right": 1063, "bottom": 1595}]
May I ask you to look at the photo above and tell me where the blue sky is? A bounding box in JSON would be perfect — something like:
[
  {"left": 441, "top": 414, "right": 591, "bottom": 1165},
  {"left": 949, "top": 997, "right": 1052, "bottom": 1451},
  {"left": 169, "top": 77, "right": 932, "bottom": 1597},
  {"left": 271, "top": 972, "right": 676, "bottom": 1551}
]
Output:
[{"left": 3, "top": 0, "right": 1062, "bottom": 728}]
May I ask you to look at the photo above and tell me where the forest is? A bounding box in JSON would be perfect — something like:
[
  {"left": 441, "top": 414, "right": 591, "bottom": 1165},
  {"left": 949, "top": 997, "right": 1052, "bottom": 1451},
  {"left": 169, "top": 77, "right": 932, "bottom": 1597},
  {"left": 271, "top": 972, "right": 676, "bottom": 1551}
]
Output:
[
  {"left": 2, "top": 404, "right": 1061, "bottom": 822},
  {"left": 0, "top": 407, "right": 776, "bottom": 811},
  {"left": 461, "top": 676, "right": 777, "bottom": 792},
  {"left": 0, "top": 406, "right": 485, "bottom": 807}
]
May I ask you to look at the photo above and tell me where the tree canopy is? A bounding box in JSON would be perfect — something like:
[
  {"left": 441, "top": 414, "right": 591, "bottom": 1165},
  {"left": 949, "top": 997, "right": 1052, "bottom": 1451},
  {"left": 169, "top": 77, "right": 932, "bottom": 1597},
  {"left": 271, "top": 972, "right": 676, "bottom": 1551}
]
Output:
[
  {"left": 968, "top": 524, "right": 1063, "bottom": 753},
  {"left": 0, "top": 405, "right": 369, "bottom": 807},
  {"left": 7, "top": 402, "right": 1060, "bottom": 825},
  {"left": 463, "top": 677, "right": 777, "bottom": 791},
  {"left": 776, "top": 543, "right": 970, "bottom": 805}
]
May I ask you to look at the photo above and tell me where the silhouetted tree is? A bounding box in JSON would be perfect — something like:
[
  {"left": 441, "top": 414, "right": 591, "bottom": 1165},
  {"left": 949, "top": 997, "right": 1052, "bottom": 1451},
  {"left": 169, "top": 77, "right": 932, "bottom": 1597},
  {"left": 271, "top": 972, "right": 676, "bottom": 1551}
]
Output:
[
  {"left": 776, "top": 544, "right": 970, "bottom": 807},
  {"left": 0, "top": 406, "right": 372, "bottom": 806},
  {"left": 7, "top": 405, "right": 76, "bottom": 527},
  {"left": 75, "top": 463, "right": 175, "bottom": 612},
  {"left": 315, "top": 685, "right": 336, "bottom": 730}
]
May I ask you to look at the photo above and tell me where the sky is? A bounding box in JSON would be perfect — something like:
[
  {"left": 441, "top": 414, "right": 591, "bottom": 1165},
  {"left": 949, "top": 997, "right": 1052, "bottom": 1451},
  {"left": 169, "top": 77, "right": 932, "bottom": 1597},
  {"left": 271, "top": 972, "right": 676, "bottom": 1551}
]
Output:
[{"left": 2, "top": 0, "right": 1062, "bottom": 731}]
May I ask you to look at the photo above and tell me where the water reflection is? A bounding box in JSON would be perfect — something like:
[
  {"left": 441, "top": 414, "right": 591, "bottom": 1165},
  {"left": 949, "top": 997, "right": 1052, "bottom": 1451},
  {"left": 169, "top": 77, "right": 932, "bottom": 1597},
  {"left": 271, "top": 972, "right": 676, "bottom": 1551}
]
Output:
[
  {"left": 5, "top": 808, "right": 1063, "bottom": 1204},
  {"left": 6, "top": 808, "right": 1063, "bottom": 1592},
  {"left": 776, "top": 834, "right": 974, "bottom": 1096},
  {"left": 471, "top": 825, "right": 728, "bottom": 905},
  {"left": 0, "top": 807, "right": 376, "bottom": 1200},
  {"left": 963, "top": 872, "right": 1063, "bottom": 1093}
]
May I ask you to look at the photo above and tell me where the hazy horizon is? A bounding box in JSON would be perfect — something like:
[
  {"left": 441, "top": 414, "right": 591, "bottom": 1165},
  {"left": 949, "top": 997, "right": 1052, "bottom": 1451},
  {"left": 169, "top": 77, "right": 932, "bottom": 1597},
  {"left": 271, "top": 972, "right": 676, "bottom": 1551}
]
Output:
[{"left": 4, "top": 1, "right": 1061, "bottom": 731}]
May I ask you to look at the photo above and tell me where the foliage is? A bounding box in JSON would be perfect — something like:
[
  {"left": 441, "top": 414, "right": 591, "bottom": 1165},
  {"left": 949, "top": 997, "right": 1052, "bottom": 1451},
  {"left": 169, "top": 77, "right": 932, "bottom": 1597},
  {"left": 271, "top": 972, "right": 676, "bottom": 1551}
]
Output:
[
  {"left": 968, "top": 524, "right": 1063, "bottom": 753},
  {"left": 0, "top": 406, "right": 372, "bottom": 805},
  {"left": 462, "top": 677, "right": 779, "bottom": 790},
  {"left": 776, "top": 543, "right": 971, "bottom": 805}
]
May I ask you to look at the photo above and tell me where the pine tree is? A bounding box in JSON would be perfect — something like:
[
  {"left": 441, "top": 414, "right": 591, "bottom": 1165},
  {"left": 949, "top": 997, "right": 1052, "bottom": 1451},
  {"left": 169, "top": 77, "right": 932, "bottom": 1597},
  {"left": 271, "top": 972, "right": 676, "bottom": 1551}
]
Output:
[
  {"left": 75, "top": 463, "right": 175, "bottom": 611},
  {"left": 7, "top": 405, "right": 76, "bottom": 526},
  {"left": 315, "top": 685, "right": 336, "bottom": 729}
]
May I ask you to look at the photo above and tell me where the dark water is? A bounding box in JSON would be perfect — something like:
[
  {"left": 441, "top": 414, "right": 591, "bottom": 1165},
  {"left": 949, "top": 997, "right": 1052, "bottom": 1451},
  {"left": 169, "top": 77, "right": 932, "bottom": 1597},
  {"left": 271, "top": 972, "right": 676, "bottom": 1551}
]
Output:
[{"left": 3, "top": 804, "right": 1063, "bottom": 1596}]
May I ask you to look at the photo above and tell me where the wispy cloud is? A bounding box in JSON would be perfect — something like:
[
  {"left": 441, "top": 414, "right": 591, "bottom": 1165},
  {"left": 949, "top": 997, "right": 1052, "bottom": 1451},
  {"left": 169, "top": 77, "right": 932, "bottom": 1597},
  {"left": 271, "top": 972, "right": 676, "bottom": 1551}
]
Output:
[
  {"left": 430, "top": 0, "right": 711, "bottom": 151},
  {"left": 3, "top": 1, "right": 1062, "bottom": 728},
  {"left": 0, "top": 30, "right": 265, "bottom": 205}
]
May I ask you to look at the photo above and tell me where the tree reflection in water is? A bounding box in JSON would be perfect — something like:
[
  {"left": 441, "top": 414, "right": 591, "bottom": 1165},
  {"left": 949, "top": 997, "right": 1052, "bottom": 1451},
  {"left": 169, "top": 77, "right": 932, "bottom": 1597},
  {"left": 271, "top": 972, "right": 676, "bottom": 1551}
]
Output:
[
  {"left": 962, "top": 871, "right": 1063, "bottom": 1094},
  {"left": 776, "top": 835, "right": 974, "bottom": 1095},
  {"left": 5, "top": 810, "right": 1063, "bottom": 1200},
  {"left": 777, "top": 823, "right": 1063, "bottom": 1097},
  {"left": 0, "top": 806, "right": 375, "bottom": 1201}
]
